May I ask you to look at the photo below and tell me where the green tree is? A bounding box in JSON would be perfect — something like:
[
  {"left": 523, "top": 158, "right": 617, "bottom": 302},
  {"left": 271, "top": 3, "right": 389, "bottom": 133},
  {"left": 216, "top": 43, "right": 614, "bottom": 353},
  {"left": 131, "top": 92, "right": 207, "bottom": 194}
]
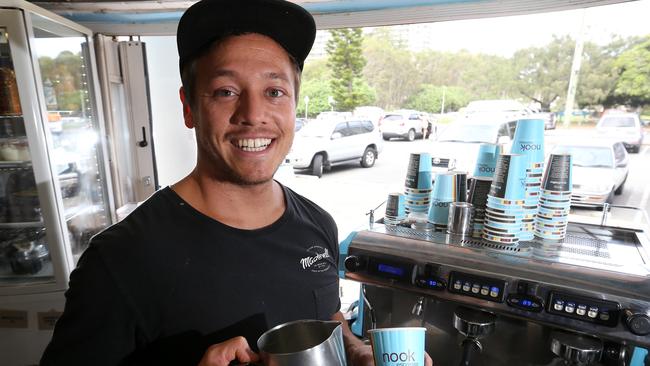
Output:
[
  {"left": 363, "top": 30, "right": 418, "bottom": 110},
  {"left": 296, "top": 78, "right": 332, "bottom": 118},
  {"left": 405, "top": 85, "right": 469, "bottom": 113},
  {"left": 38, "top": 50, "right": 84, "bottom": 112},
  {"left": 512, "top": 35, "right": 575, "bottom": 111},
  {"left": 611, "top": 36, "right": 650, "bottom": 106},
  {"left": 326, "top": 28, "right": 372, "bottom": 111}
]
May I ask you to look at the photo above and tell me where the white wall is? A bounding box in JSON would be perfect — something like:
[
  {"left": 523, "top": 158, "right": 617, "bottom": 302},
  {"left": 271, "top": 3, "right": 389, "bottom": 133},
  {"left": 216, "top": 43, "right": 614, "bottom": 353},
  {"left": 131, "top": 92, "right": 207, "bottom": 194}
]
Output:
[{"left": 142, "top": 36, "right": 196, "bottom": 188}]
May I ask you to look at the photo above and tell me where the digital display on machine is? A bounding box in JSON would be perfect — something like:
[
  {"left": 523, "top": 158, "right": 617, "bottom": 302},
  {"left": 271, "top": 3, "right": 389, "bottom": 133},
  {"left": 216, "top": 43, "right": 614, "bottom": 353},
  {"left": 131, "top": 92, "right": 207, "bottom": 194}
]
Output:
[
  {"left": 521, "top": 300, "right": 533, "bottom": 307},
  {"left": 377, "top": 264, "right": 405, "bottom": 276}
]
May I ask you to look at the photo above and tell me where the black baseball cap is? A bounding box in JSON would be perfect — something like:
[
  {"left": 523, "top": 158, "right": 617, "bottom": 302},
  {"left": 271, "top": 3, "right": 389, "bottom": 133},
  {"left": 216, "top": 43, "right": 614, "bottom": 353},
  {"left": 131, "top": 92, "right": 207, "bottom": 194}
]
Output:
[{"left": 177, "top": 0, "right": 316, "bottom": 72}]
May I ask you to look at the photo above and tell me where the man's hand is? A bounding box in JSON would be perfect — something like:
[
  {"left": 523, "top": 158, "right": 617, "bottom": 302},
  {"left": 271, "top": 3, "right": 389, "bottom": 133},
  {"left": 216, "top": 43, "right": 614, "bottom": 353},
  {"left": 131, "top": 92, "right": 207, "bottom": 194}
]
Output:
[
  {"left": 197, "top": 336, "right": 259, "bottom": 366},
  {"left": 346, "top": 343, "right": 374, "bottom": 366}
]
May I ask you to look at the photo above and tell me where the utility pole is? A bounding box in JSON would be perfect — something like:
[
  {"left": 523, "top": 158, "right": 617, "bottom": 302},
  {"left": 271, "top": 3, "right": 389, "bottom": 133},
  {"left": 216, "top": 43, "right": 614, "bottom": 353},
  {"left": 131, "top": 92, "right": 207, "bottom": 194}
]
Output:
[
  {"left": 563, "top": 9, "right": 586, "bottom": 128},
  {"left": 440, "top": 86, "right": 446, "bottom": 114}
]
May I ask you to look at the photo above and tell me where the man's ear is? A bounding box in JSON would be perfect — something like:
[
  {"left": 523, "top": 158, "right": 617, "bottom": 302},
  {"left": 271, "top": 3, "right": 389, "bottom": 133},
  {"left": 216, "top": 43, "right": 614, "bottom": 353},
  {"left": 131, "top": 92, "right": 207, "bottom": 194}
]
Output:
[{"left": 179, "top": 86, "right": 194, "bottom": 129}]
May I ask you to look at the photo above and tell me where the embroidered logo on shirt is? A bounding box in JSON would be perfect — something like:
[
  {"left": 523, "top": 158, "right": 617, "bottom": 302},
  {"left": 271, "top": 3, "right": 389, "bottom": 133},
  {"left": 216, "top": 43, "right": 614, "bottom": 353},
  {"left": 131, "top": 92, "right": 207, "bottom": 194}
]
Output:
[{"left": 300, "top": 246, "right": 331, "bottom": 273}]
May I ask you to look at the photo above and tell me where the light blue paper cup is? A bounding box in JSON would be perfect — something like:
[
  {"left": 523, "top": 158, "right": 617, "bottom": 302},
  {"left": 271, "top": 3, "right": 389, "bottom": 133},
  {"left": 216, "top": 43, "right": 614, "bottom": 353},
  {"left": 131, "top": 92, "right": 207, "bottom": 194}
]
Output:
[
  {"left": 405, "top": 153, "right": 433, "bottom": 190},
  {"left": 473, "top": 143, "right": 501, "bottom": 178},
  {"left": 369, "top": 327, "right": 426, "bottom": 366},
  {"left": 432, "top": 171, "right": 457, "bottom": 202},
  {"left": 542, "top": 154, "right": 573, "bottom": 193},
  {"left": 386, "top": 192, "right": 407, "bottom": 219},
  {"left": 428, "top": 199, "right": 452, "bottom": 225},
  {"left": 489, "top": 153, "right": 527, "bottom": 201},
  {"left": 511, "top": 118, "right": 545, "bottom": 163}
]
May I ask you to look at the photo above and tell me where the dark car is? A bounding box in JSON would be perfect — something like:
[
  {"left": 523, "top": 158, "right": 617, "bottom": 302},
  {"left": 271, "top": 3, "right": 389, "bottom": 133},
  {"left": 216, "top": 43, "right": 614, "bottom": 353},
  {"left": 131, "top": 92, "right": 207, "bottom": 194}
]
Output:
[{"left": 295, "top": 118, "right": 307, "bottom": 132}]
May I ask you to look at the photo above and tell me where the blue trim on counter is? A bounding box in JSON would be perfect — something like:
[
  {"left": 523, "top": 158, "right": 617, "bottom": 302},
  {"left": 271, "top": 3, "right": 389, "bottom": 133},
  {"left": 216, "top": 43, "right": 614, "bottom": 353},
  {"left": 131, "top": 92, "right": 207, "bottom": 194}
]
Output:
[
  {"left": 59, "top": 0, "right": 480, "bottom": 24},
  {"left": 338, "top": 231, "right": 357, "bottom": 279}
]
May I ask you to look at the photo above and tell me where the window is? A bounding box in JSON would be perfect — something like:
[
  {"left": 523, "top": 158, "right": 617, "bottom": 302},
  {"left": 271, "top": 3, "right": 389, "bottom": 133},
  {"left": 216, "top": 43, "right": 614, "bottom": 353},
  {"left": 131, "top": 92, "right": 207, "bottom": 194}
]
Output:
[
  {"left": 333, "top": 122, "right": 352, "bottom": 137},
  {"left": 345, "top": 121, "right": 360, "bottom": 135},
  {"left": 613, "top": 143, "right": 627, "bottom": 163}
]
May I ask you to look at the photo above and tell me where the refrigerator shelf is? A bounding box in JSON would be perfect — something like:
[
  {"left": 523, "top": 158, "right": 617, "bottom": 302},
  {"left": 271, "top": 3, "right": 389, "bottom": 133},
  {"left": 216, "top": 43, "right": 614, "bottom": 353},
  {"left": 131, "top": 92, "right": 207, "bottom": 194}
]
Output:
[
  {"left": 0, "top": 160, "right": 31, "bottom": 168},
  {"left": 0, "top": 221, "right": 45, "bottom": 229}
]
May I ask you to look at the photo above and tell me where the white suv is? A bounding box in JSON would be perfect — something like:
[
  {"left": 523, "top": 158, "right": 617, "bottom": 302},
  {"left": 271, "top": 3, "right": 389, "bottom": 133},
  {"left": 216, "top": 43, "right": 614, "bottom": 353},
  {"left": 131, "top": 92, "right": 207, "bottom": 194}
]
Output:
[
  {"left": 287, "top": 119, "right": 384, "bottom": 177},
  {"left": 596, "top": 111, "right": 644, "bottom": 153},
  {"left": 379, "top": 110, "right": 430, "bottom": 141}
]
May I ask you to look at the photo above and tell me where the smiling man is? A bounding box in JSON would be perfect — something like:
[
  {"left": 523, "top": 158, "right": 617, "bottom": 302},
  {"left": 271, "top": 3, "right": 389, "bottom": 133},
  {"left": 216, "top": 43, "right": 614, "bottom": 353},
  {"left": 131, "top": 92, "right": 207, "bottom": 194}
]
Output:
[{"left": 40, "top": 0, "right": 384, "bottom": 365}]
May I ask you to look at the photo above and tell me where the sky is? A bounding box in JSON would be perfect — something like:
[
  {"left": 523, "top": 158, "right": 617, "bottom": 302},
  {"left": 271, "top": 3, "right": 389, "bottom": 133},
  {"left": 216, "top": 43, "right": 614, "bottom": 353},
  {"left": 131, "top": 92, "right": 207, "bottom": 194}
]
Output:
[
  {"left": 27, "top": 0, "right": 650, "bottom": 60},
  {"left": 388, "top": 0, "right": 650, "bottom": 57}
]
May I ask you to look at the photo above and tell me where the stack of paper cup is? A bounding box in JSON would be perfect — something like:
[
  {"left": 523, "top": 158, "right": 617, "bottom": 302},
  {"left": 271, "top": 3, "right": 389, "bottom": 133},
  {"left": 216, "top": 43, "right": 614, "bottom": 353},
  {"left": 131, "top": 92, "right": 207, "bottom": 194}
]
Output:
[
  {"left": 510, "top": 118, "right": 545, "bottom": 241},
  {"left": 384, "top": 192, "right": 406, "bottom": 226},
  {"left": 428, "top": 171, "right": 458, "bottom": 232},
  {"left": 453, "top": 171, "right": 468, "bottom": 202},
  {"left": 468, "top": 176, "right": 492, "bottom": 237},
  {"left": 404, "top": 153, "right": 433, "bottom": 216},
  {"left": 482, "top": 153, "right": 527, "bottom": 244},
  {"left": 534, "top": 153, "right": 572, "bottom": 241},
  {"left": 473, "top": 143, "right": 501, "bottom": 179}
]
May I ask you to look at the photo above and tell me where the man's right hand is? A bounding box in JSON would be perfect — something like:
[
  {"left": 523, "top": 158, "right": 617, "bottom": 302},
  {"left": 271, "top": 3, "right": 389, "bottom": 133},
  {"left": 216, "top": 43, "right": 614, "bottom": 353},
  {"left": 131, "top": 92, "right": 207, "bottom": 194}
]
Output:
[{"left": 198, "top": 336, "right": 260, "bottom": 366}]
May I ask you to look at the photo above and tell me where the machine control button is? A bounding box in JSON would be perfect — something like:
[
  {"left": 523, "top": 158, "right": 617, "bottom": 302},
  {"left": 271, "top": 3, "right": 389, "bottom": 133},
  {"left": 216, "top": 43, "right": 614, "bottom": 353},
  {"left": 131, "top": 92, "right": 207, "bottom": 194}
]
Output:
[
  {"left": 490, "top": 286, "right": 499, "bottom": 298},
  {"left": 462, "top": 282, "right": 471, "bottom": 292},
  {"left": 554, "top": 300, "right": 565, "bottom": 311},
  {"left": 576, "top": 305, "right": 587, "bottom": 316},
  {"left": 599, "top": 312, "right": 610, "bottom": 321},
  {"left": 506, "top": 294, "right": 543, "bottom": 312},
  {"left": 588, "top": 307, "right": 599, "bottom": 319},
  {"left": 453, "top": 280, "right": 462, "bottom": 290},
  {"left": 471, "top": 284, "right": 480, "bottom": 294},
  {"left": 414, "top": 276, "right": 446, "bottom": 291},
  {"left": 623, "top": 310, "right": 650, "bottom": 336},
  {"left": 565, "top": 302, "right": 576, "bottom": 314},
  {"left": 344, "top": 256, "right": 366, "bottom": 272},
  {"left": 480, "top": 285, "right": 490, "bottom": 296}
]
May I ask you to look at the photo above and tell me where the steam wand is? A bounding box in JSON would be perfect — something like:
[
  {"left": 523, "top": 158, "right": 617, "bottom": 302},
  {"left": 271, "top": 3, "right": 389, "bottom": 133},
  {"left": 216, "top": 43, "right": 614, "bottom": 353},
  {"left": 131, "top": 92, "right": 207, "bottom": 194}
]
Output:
[{"left": 365, "top": 200, "right": 386, "bottom": 229}]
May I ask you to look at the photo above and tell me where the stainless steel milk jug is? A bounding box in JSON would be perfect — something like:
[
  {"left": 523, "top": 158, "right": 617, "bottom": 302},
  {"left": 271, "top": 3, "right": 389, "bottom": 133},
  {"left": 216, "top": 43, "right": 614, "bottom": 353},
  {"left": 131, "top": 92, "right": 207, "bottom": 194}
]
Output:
[{"left": 257, "top": 319, "right": 347, "bottom": 366}]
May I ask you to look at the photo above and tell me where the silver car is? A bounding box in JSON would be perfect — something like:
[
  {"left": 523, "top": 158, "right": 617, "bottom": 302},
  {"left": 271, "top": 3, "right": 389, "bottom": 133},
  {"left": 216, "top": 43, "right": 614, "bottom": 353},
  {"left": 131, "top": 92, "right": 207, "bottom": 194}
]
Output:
[
  {"left": 287, "top": 119, "right": 383, "bottom": 178},
  {"left": 550, "top": 139, "right": 629, "bottom": 206},
  {"left": 596, "top": 111, "right": 644, "bottom": 153}
]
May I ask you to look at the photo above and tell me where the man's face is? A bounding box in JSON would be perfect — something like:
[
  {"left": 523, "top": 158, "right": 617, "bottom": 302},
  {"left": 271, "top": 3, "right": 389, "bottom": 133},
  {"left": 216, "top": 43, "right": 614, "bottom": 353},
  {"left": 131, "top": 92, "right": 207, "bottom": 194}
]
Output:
[{"left": 182, "top": 34, "right": 297, "bottom": 185}]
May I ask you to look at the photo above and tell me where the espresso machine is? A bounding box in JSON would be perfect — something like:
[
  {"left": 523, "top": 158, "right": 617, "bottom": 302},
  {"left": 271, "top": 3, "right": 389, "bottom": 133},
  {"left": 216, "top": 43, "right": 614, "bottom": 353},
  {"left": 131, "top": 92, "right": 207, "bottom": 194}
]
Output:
[{"left": 341, "top": 220, "right": 650, "bottom": 365}]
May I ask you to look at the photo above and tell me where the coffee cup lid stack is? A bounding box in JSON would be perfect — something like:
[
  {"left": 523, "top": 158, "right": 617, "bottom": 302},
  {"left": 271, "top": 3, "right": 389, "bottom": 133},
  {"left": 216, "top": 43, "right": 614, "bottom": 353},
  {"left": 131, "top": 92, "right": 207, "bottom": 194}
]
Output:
[
  {"left": 473, "top": 143, "right": 501, "bottom": 178},
  {"left": 482, "top": 153, "right": 526, "bottom": 244},
  {"left": 404, "top": 153, "right": 433, "bottom": 215},
  {"left": 534, "top": 153, "right": 572, "bottom": 242},
  {"left": 385, "top": 192, "right": 406, "bottom": 226},
  {"left": 510, "top": 118, "right": 546, "bottom": 242},
  {"left": 468, "top": 176, "right": 492, "bottom": 238}
]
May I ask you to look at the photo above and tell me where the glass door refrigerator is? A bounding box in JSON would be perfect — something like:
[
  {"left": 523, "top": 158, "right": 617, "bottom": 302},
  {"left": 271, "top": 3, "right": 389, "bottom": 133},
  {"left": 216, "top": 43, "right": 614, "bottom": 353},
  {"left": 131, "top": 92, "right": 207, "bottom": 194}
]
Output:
[{"left": 0, "top": 1, "right": 114, "bottom": 364}]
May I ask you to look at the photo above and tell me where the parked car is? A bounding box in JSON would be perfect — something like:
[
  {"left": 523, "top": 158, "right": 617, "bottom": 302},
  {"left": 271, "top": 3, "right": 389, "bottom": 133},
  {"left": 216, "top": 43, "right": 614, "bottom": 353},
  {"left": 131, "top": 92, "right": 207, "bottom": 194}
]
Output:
[
  {"left": 595, "top": 111, "right": 644, "bottom": 153},
  {"left": 353, "top": 106, "right": 384, "bottom": 128},
  {"left": 550, "top": 139, "right": 629, "bottom": 206},
  {"left": 379, "top": 110, "right": 430, "bottom": 141},
  {"left": 287, "top": 118, "right": 383, "bottom": 177},
  {"left": 295, "top": 117, "right": 307, "bottom": 132},
  {"left": 460, "top": 99, "right": 530, "bottom": 123},
  {"left": 429, "top": 120, "right": 517, "bottom": 174},
  {"left": 539, "top": 111, "right": 556, "bottom": 130},
  {"left": 316, "top": 111, "right": 352, "bottom": 121}
]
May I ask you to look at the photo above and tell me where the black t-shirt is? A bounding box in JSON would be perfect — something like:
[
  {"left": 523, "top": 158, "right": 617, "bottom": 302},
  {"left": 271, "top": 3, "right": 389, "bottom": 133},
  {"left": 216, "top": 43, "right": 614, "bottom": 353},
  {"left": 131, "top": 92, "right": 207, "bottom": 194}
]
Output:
[{"left": 40, "top": 185, "right": 340, "bottom": 366}]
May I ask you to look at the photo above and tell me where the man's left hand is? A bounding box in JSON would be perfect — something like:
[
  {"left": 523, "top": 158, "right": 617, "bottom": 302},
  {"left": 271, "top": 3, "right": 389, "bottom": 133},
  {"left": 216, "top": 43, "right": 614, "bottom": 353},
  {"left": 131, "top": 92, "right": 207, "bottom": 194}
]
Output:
[{"left": 346, "top": 343, "right": 374, "bottom": 366}]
